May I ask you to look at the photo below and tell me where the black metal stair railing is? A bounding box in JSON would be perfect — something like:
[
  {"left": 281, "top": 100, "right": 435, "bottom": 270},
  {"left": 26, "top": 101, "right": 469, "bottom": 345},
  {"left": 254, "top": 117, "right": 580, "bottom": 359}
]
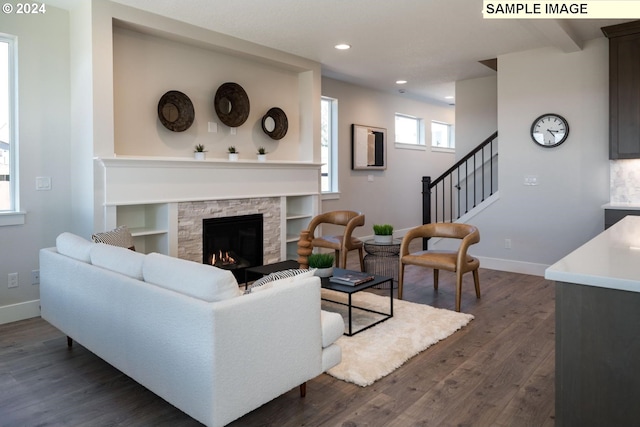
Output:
[{"left": 422, "top": 131, "right": 498, "bottom": 248}]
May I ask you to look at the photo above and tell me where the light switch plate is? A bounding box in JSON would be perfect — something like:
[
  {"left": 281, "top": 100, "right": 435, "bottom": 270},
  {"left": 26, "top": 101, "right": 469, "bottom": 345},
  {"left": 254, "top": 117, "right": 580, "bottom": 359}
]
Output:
[{"left": 36, "top": 176, "right": 51, "bottom": 190}]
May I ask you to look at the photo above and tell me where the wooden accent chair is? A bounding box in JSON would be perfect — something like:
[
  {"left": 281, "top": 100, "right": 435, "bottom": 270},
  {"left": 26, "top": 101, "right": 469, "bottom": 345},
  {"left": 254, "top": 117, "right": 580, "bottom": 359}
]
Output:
[
  {"left": 306, "top": 211, "right": 365, "bottom": 270},
  {"left": 399, "top": 223, "right": 480, "bottom": 312}
]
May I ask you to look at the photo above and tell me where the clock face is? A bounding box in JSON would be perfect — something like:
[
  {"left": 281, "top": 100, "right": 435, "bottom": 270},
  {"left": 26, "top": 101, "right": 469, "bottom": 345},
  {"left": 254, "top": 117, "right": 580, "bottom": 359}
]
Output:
[{"left": 531, "top": 114, "right": 569, "bottom": 147}]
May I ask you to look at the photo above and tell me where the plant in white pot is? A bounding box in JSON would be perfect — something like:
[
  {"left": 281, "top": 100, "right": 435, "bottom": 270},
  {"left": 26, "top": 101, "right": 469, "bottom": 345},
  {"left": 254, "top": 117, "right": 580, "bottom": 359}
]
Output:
[
  {"left": 308, "top": 252, "right": 334, "bottom": 278},
  {"left": 194, "top": 144, "right": 207, "bottom": 160},
  {"left": 228, "top": 146, "right": 239, "bottom": 161},
  {"left": 373, "top": 224, "right": 394, "bottom": 244},
  {"left": 257, "top": 146, "right": 267, "bottom": 162}
]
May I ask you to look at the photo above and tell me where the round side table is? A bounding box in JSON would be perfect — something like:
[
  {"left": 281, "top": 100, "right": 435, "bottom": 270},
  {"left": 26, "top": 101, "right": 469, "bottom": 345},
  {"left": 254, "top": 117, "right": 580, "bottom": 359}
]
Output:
[{"left": 363, "top": 238, "right": 401, "bottom": 288}]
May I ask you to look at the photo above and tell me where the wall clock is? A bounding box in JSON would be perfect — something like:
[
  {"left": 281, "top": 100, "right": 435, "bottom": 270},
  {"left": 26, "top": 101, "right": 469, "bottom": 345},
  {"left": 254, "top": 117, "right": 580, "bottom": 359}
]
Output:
[{"left": 530, "top": 113, "right": 569, "bottom": 147}]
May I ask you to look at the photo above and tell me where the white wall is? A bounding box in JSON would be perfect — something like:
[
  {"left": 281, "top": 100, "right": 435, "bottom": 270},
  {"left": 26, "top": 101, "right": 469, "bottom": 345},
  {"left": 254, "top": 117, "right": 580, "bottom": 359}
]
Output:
[
  {"left": 455, "top": 75, "right": 498, "bottom": 158},
  {"left": 462, "top": 38, "right": 610, "bottom": 274},
  {"left": 0, "top": 6, "right": 72, "bottom": 323},
  {"left": 321, "top": 78, "right": 455, "bottom": 237}
]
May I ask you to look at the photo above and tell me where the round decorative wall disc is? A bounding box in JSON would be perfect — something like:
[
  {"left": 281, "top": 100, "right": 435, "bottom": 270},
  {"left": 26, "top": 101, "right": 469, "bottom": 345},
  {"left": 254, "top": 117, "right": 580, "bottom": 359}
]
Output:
[
  {"left": 214, "top": 82, "right": 250, "bottom": 127},
  {"left": 261, "top": 107, "right": 288, "bottom": 140},
  {"left": 157, "top": 90, "right": 195, "bottom": 132}
]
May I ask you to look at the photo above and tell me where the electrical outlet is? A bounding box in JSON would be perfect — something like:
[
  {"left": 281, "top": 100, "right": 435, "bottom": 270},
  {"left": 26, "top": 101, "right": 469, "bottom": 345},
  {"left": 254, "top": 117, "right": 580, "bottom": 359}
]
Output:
[
  {"left": 505, "top": 239, "right": 512, "bottom": 249},
  {"left": 8, "top": 272, "right": 18, "bottom": 288},
  {"left": 230, "top": 127, "right": 237, "bottom": 135},
  {"left": 32, "top": 270, "right": 40, "bottom": 285}
]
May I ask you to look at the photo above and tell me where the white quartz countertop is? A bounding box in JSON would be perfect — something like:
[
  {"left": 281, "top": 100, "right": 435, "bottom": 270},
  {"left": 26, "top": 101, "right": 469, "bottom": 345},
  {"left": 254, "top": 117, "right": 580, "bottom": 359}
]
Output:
[
  {"left": 545, "top": 216, "right": 640, "bottom": 292},
  {"left": 602, "top": 203, "right": 640, "bottom": 210}
]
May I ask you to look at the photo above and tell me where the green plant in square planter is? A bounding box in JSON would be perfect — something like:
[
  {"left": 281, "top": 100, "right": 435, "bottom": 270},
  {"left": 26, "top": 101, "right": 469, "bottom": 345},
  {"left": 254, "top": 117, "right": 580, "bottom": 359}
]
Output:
[
  {"left": 308, "top": 252, "right": 335, "bottom": 277},
  {"left": 257, "top": 146, "right": 267, "bottom": 161},
  {"left": 373, "top": 224, "right": 394, "bottom": 244},
  {"left": 228, "top": 146, "right": 239, "bottom": 161},
  {"left": 194, "top": 144, "right": 207, "bottom": 160}
]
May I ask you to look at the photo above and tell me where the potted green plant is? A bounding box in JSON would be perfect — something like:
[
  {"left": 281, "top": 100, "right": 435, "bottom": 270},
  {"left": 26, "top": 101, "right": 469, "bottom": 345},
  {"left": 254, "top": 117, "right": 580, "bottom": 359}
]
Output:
[
  {"left": 228, "top": 146, "right": 239, "bottom": 161},
  {"left": 308, "top": 252, "right": 335, "bottom": 277},
  {"left": 194, "top": 144, "right": 207, "bottom": 160},
  {"left": 257, "top": 146, "right": 267, "bottom": 162},
  {"left": 373, "top": 224, "right": 394, "bottom": 244}
]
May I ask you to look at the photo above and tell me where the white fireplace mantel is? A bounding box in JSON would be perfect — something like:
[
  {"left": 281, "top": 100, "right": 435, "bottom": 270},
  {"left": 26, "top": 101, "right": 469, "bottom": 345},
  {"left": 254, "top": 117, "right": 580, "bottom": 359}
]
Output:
[{"left": 95, "top": 156, "right": 322, "bottom": 205}]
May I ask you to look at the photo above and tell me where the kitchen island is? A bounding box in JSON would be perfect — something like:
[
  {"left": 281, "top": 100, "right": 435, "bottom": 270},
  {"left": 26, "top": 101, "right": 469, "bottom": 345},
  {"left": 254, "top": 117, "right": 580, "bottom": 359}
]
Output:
[{"left": 545, "top": 215, "right": 640, "bottom": 427}]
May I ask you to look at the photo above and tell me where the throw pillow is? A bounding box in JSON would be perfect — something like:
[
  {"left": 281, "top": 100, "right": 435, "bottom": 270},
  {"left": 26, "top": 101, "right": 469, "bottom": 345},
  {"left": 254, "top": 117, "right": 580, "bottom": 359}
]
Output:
[
  {"left": 247, "top": 268, "right": 315, "bottom": 294},
  {"left": 91, "top": 225, "right": 136, "bottom": 251}
]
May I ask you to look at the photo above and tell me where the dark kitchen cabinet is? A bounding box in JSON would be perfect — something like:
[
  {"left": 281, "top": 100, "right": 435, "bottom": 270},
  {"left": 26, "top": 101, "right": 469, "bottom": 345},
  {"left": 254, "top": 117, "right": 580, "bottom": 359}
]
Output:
[{"left": 603, "top": 21, "right": 640, "bottom": 159}]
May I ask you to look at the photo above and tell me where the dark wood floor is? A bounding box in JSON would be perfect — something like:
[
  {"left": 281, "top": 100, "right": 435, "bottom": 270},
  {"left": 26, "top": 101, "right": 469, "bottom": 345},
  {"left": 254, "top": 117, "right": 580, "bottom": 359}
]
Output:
[{"left": 0, "top": 255, "right": 555, "bottom": 427}]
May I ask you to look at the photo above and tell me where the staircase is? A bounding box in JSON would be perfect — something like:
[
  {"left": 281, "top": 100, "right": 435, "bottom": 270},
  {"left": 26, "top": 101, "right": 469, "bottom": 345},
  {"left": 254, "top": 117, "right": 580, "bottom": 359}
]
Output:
[{"left": 422, "top": 131, "right": 498, "bottom": 248}]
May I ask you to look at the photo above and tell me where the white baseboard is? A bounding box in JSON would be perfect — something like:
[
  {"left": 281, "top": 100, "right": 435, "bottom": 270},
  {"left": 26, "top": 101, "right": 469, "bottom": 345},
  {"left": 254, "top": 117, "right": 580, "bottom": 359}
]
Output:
[
  {"left": 476, "top": 256, "right": 548, "bottom": 277},
  {"left": 0, "top": 300, "right": 41, "bottom": 325},
  {"left": 363, "top": 230, "right": 548, "bottom": 277}
]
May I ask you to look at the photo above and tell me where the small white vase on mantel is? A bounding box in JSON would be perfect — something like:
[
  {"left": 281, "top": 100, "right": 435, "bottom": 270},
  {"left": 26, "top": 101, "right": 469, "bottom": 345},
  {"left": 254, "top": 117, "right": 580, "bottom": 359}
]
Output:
[
  {"left": 228, "top": 153, "right": 239, "bottom": 161},
  {"left": 194, "top": 152, "right": 206, "bottom": 160},
  {"left": 257, "top": 154, "right": 267, "bottom": 162}
]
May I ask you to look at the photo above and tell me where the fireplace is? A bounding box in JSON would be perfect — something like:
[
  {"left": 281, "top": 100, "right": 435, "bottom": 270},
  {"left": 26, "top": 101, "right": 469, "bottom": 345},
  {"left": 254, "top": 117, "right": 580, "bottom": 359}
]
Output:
[{"left": 203, "top": 214, "right": 263, "bottom": 281}]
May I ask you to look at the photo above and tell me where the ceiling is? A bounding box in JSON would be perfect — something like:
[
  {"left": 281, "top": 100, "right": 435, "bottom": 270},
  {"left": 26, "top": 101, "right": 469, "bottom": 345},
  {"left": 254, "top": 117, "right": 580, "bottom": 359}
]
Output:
[{"left": 65, "top": 0, "right": 633, "bottom": 104}]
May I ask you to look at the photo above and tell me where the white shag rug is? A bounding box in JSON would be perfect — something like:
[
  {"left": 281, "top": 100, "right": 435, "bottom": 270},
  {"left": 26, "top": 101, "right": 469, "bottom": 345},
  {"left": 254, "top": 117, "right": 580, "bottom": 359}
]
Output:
[{"left": 322, "top": 289, "right": 474, "bottom": 387}]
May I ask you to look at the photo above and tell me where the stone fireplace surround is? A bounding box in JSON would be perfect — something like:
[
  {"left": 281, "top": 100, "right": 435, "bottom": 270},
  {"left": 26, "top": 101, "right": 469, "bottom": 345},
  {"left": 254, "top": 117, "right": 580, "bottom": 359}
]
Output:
[
  {"left": 178, "top": 198, "right": 281, "bottom": 266},
  {"left": 96, "top": 157, "right": 320, "bottom": 262}
]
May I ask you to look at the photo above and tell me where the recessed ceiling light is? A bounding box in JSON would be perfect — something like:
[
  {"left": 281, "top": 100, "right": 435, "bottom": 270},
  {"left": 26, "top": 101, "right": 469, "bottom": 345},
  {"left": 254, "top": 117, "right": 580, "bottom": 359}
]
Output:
[
  {"left": 445, "top": 96, "right": 454, "bottom": 99},
  {"left": 335, "top": 44, "right": 351, "bottom": 50},
  {"left": 396, "top": 80, "right": 408, "bottom": 85}
]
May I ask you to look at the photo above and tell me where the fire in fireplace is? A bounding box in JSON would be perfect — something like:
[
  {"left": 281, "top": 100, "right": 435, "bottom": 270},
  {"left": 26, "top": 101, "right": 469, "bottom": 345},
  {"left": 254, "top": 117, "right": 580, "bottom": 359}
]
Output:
[
  {"left": 210, "top": 250, "right": 237, "bottom": 267},
  {"left": 202, "top": 214, "right": 263, "bottom": 281}
]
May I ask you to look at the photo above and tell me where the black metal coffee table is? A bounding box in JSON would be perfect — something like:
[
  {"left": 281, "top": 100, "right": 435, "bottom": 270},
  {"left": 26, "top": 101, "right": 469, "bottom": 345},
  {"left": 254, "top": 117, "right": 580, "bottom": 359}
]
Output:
[{"left": 321, "top": 268, "right": 393, "bottom": 336}]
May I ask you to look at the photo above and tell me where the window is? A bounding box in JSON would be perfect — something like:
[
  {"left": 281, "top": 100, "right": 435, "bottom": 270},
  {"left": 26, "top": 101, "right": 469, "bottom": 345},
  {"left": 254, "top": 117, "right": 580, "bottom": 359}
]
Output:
[
  {"left": 321, "top": 96, "right": 338, "bottom": 194},
  {"left": 0, "top": 34, "right": 21, "bottom": 225},
  {"left": 432, "top": 121, "right": 455, "bottom": 150},
  {"left": 395, "top": 113, "right": 424, "bottom": 149}
]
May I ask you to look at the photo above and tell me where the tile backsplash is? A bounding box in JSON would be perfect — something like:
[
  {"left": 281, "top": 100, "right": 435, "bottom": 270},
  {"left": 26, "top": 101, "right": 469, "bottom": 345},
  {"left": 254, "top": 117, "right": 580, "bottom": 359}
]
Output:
[{"left": 611, "top": 159, "right": 640, "bottom": 203}]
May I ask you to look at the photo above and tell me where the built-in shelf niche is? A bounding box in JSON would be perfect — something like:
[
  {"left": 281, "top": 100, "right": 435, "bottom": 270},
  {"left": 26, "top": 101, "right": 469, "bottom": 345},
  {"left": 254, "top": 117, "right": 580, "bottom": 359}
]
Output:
[
  {"left": 285, "top": 195, "right": 317, "bottom": 260},
  {"left": 116, "top": 203, "right": 170, "bottom": 254}
]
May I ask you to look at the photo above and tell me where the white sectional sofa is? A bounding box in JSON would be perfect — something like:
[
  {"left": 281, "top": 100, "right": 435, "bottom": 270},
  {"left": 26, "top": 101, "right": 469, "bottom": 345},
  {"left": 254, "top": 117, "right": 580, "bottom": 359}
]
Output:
[{"left": 40, "top": 232, "right": 344, "bottom": 427}]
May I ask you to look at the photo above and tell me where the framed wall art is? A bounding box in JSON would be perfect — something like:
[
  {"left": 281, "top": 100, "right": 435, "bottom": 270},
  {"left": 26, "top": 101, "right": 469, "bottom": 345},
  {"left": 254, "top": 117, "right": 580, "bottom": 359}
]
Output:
[{"left": 351, "top": 124, "right": 386, "bottom": 170}]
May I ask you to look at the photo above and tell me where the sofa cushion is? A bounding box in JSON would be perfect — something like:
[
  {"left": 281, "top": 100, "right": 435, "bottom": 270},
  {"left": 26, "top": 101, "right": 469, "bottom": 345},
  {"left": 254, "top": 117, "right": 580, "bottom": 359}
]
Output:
[
  {"left": 90, "top": 243, "right": 146, "bottom": 280},
  {"left": 248, "top": 268, "right": 315, "bottom": 293},
  {"left": 143, "top": 252, "right": 241, "bottom": 302},
  {"left": 91, "top": 225, "right": 136, "bottom": 251},
  {"left": 56, "top": 232, "right": 95, "bottom": 263}
]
